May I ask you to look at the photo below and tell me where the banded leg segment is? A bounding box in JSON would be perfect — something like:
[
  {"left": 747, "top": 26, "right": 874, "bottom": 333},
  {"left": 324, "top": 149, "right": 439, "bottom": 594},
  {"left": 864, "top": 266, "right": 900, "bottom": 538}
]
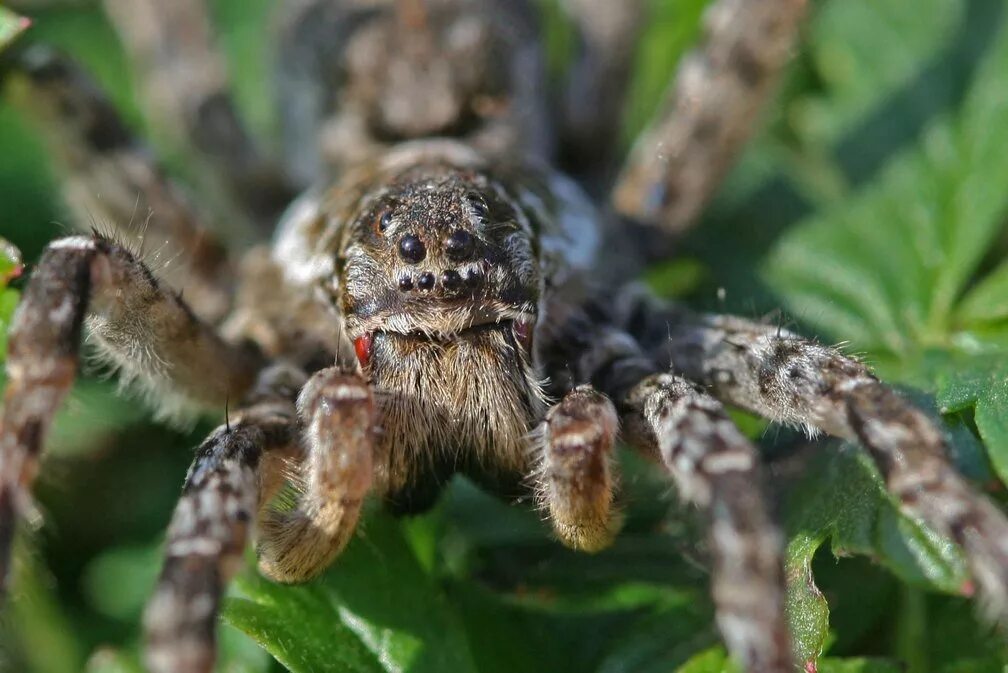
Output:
[
  {"left": 537, "top": 308, "right": 791, "bottom": 671},
  {"left": 10, "top": 47, "right": 233, "bottom": 322},
  {"left": 658, "top": 311, "right": 1008, "bottom": 618},
  {"left": 101, "top": 0, "right": 293, "bottom": 225},
  {"left": 612, "top": 0, "right": 807, "bottom": 234},
  {"left": 144, "top": 385, "right": 297, "bottom": 673},
  {"left": 621, "top": 374, "right": 790, "bottom": 673},
  {"left": 537, "top": 385, "right": 620, "bottom": 552},
  {"left": 0, "top": 235, "right": 262, "bottom": 591},
  {"left": 257, "top": 367, "right": 376, "bottom": 583}
]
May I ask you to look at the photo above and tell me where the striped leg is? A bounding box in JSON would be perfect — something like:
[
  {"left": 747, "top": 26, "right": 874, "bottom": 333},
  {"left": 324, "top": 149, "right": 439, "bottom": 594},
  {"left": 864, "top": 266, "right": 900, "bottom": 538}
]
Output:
[
  {"left": 101, "top": 0, "right": 293, "bottom": 227},
  {"left": 9, "top": 47, "right": 233, "bottom": 322},
  {"left": 144, "top": 364, "right": 301, "bottom": 673},
  {"left": 622, "top": 374, "right": 790, "bottom": 673},
  {"left": 611, "top": 0, "right": 807, "bottom": 234},
  {"left": 0, "top": 234, "right": 263, "bottom": 594},
  {"left": 657, "top": 311, "right": 1008, "bottom": 619},
  {"left": 256, "top": 366, "right": 376, "bottom": 583},
  {"left": 536, "top": 384, "right": 620, "bottom": 552},
  {"left": 538, "top": 310, "right": 790, "bottom": 672}
]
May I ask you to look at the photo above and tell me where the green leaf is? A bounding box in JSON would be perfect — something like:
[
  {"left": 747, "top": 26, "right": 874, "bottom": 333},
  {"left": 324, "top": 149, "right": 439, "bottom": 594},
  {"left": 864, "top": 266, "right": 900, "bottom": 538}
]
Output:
[
  {"left": 0, "top": 238, "right": 22, "bottom": 360},
  {"left": 622, "top": 0, "right": 710, "bottom": 146},
  {"left": 224, "top": 574, "right": 386, "bottom": 673},
  {"left": 0, "top": 7, "right": 30, "bottom": 54},
  {"left": 933, "top": 354, "right": 1008, "bottom": 485},
  {"left": 956, "top": 259, "right": 1008, "bottom": 326},
  {"left": 1, "top": 543, "right": 87, "bottom": 673},
  {"left": 85, "top": 649, "right": 146, "bottom": 673},
  {"left": 791, "top": 0, "right": 964, "bottom": 155},
  {"left": 784, "top": 447, "right": 969, "bottom": 666},
  {"left": 224, "top": 509, "right": 480, "bottom": 673},
  {"left": 673, "top": 646, "right": 739, "bottom": 673},
  {"left": 819, "top": 658, "right": 903, "bottom": 673},
  {"left": 766, "top": 4, "right": 1008, "bottom": 352},
  {"left": 81, "top": 543, "right": 162, "bottom": 620}
]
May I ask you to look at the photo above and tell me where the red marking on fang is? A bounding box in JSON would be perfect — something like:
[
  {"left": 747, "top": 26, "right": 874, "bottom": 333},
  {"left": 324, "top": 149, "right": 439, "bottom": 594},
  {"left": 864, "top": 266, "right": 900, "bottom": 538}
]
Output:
[
  {"left": 804, "top": 660, "right": 818, "bottom": 673},
  {"left": 354, "top": 333, "right": 373, "bottom": 368},
  {"left": 960, "top": 579, "right": 975, "bottom": 597}
]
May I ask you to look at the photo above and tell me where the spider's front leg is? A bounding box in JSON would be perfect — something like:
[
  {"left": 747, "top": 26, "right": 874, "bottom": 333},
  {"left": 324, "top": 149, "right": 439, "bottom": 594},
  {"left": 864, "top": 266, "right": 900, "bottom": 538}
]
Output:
[
  {"left": 621, "top": 374, "right": 790, "bottom": 673},
  {"left": 256, "top": 366, "right": 376, "bottom": 583},
  {"left": 0, "top": 234, "right": 263, "bottom": 593},
  {"left": 537, "top": 385, "right": 620, "bottom": 552},
  {"left": 144, "top": 364, "right": 376, "bottom": 673},
  {"left": 539, "top": 313, "right": 791, "bottom": 673},
  {"left": 642, "top": 300, "right": 1008, "bottom": 618}
]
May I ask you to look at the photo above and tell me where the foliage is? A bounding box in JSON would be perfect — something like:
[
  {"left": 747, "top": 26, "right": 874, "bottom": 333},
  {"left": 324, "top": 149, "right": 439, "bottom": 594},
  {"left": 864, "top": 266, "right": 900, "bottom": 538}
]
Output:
[
  {"left": 0, "top": 0, "right": 1007, "bottom": 672},
  {"left": 0, "top": 8, "right": 29, "bottom": 54}
]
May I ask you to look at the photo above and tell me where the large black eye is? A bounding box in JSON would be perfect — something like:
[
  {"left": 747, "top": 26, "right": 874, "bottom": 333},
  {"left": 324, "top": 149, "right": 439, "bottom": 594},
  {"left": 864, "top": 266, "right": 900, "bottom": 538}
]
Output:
[
  {"left": 398, "top": 234, "right": 426, "bottom": 263},
  {"left": 444, "top": 229, "right": 474, "bottom": 261}
]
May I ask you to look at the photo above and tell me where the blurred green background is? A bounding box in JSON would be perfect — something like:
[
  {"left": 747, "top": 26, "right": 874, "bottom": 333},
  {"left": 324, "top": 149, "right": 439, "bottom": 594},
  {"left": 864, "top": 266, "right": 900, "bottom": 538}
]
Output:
[{"left": 1, "top": 1, "right": 1008, "bottom": 672}]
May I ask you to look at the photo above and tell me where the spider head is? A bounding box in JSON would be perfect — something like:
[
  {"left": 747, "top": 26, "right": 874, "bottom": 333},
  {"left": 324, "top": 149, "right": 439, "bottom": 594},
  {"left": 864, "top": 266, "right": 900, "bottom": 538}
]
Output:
[{"left": 335, "top": 143, "right": 539, "bottom": 371}]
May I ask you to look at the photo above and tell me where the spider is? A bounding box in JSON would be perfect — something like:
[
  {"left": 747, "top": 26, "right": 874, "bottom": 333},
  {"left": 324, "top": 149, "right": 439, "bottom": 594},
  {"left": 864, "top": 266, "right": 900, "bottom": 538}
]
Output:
[{"left": 1, "top": 1, "right": 1006, "bottom": 672}]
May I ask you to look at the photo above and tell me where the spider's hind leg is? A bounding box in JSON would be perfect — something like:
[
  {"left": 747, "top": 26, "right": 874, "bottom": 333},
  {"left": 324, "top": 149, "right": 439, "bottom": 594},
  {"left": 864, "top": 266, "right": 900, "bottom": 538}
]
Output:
[
  {"left": 611, "top": 0, "right": 807, "bottom": 235},
  {"left": 8, "top": 47, "right": 234, "bottom": 322},
  {"left": 101, "top": 0, "right": 294, "bottom": 228},
  {"left": 558, "top": 0, "right": 644, "bottom": 175}
]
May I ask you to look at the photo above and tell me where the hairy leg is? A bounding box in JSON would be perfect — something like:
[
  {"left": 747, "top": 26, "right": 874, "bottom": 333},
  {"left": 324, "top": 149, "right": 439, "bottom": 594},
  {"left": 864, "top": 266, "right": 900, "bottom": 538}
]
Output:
[
  {"left": 257, "top": 366, "right": 376, "bottom": 583},
  {"left": 539, "top": 309, "right": 790, "bottom": 672},
  {"left": 144, "top": 367, "right": 299, "bottom": 673},
  {"left": 8, "top": 47, "right": 233, "bottom": 322},
  {"left": 630, "top": 294, "right": 1008, "bottom": 618},
  {"left": 611, "top": 0, "right": 807, "bottom": 234},
  {"left": 622, "top": 373, "right": 790, "bottom": 673},
  {"left": 101, "top": 0, "right": 293, "bottom": 227},
  {"left": 0, "top": 234, "right": 263, "bottom": 592},
  {"left": 536, "top": 384, "right": 620, "bottom": 552}
]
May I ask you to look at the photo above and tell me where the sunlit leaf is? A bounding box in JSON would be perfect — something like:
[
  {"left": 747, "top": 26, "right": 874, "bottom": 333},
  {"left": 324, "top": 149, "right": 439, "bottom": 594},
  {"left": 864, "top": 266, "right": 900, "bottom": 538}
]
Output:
[
  {"left": 784, "top": 447, "right": 969, "bottom": 665},
  {"left": 0, "top": 7, "right": 30, "bottom": 54}
]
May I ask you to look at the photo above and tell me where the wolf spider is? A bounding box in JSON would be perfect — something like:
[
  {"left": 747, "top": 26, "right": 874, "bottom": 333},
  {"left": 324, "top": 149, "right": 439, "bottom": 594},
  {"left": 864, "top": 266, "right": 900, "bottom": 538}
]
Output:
[{"left": 1, "top": 1, "right": 1006, "bottom": 672}]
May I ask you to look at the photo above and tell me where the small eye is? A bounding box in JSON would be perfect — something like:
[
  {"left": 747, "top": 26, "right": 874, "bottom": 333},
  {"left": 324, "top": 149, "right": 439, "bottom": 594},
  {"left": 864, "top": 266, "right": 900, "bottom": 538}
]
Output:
[
  {"left": 417, "top": 272, "right": 435, "bottom": 290},
  {"left": 375, "top": 209, "right": 393, "bottom": 234},
  {"left": 441, "top": 269, "right": 462, "bottom": 291}
]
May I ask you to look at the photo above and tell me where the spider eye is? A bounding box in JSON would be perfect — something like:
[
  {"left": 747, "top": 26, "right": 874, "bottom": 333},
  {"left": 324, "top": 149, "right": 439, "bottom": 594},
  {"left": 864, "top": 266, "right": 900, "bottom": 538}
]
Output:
[
  {"left": 354, "top": 333, "right": 373, "bottom": 368},
  {"left": 375, "top": 209, "right": 393, "bottom": 234}
]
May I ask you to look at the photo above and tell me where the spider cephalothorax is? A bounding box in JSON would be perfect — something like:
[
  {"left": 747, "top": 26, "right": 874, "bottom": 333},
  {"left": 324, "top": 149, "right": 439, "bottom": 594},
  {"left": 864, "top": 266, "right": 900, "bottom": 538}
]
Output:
[
  {"left": 2, "top": 1, "right": 1007, "bottom": 673},
  {"left": 334, "top": 145, "right": 548, "bottom": 505}
]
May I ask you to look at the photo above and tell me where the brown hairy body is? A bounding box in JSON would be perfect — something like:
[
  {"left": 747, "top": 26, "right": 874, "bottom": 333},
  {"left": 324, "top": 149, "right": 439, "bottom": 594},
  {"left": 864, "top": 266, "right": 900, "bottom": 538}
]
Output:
[{"left": 1, "top": 2, "right": 1007, "bottom": 673}]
